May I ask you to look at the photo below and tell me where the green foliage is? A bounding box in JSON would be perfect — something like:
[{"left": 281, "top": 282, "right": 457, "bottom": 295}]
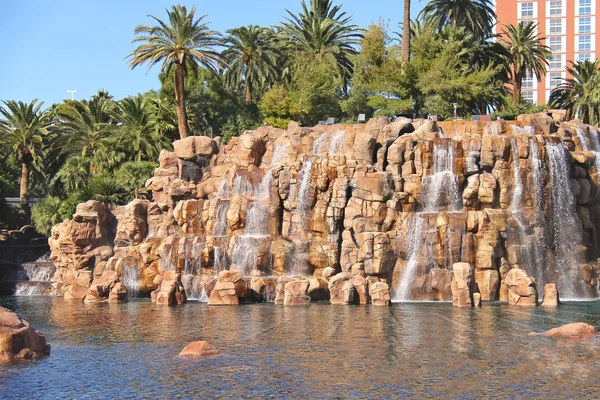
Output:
[
  {"left": 492, "top": 98, "right": 549, "bottom": 120},
  {"left": 550, "top": 60, "right": 600, "bottom": 126},
  {"left": 115, "top": 161, "right": 156, "bottom": 200},
  {"left": 420, "top": 0, "right": 496, "bottom": 40},
  {"left": 31, "top": 197, "right": 63, "bottom": 236}
]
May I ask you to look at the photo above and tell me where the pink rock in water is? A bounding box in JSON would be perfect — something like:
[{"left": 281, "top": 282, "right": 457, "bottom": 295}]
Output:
[
  {"left": 178, "top": 341, "right": 220, "bottom": 357},
  {"left": 529, "top": 323, "right": 596, "bottom": 338}
]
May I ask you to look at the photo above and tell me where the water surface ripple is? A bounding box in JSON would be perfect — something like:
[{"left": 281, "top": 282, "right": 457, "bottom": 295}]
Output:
[{"left": 1, "top": 297, "right": 600, "bottom": 398}]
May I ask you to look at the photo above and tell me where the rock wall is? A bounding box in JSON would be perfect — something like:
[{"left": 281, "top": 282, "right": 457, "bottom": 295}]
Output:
[{"left": 48, "top": 113, "right": 600, "bottom": 305}]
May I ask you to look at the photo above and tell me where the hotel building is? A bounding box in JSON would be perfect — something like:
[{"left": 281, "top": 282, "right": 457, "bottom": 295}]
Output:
[{"left": 494, "top": 0, "right": 599, "bottom": 103}]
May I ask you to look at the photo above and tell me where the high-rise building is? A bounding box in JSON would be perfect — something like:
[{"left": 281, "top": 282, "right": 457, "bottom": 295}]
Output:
[{"left": 494, "top": 0, "right": 599, "bottom": 104}]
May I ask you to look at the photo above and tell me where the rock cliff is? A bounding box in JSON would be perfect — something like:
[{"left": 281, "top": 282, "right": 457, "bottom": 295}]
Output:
[{"left": 48, "top": 113, "right": 600, "bottom": 306}]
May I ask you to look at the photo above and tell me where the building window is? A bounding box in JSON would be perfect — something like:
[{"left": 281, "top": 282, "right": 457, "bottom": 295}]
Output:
[
  {"left": 549, "top": 54, "right": 562, "bottom": 70},
  {"left": 579, "top": 35, "right": 591, "bottom": 52},
  {"left": 549, "top": 36, "right": 562, "bottom": 52},
  {"left": 549, "top": 19, "right": 562, "bottom": 35},
  {"left": 579, "top": 17, "right": 591, "bottom": 34},
  {"left": 522, "top": 91, "right": 535, "bottom": 103},
  {"left": 549, "top": 1, "right": 562, "bottom": 16},
  {"left": 579, "top": 0, "right": 591, "bottom": 15},
  {"left": 549, "top": 72, "right": 562, "bottom": 89},
  {"left": 522, "top": 74, "right": 534, "bottom": 90},
  {"left": 521, "top": 2, "right": 534, "bottom": 19},
  {"left": 578, "top": 53, "right": 592, "bottom": 61}
]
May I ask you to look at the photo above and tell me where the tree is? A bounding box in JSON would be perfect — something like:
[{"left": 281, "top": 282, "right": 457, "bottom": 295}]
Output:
[
  {"left": 115, "top": 95, "right": 164, "bottom": 162},
  {"left": 128, "top": 5, "right": 225, "bottom": 139},
  {"left": 550, "top": 60, "right": 600, "bottom": 125},
  {"left": 419, "top": 0, "right": 495, "bottom": 40},
  {"left": 0, "top": 100, "right": 50, "bottom": 199},
  {"left": 500, "top": 22, "right": 551, "bottom": 103},
  {"left": 280, "top": 0, "right": 362, "bottom": 82},
  {"left": 223, "top": 26, "right": 279, "bottom": 104},
  {"left": 402, "top": 0, "right": 411, "bottom": 63}
]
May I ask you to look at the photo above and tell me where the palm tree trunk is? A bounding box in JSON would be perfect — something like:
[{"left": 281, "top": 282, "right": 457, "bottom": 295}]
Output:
[
  {"left": 513, "top": 76, "right": 522, "bottom": 104},
  {"left": 20, "top": 162, "right": 29, "bottom": 200},
  {"left": 245, "top": 76, "right": 253, "bottom": 104},
  {"left": 174, "top": 63, "right": 191, "bottom": 139},
  {"left": 402, "top": 0, "right": 411, "bottom": 63}
]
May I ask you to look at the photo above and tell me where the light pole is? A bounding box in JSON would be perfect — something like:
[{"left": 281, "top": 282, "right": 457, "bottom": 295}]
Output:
[
  {"left": 411, "top": 99, "right": 416, "bottom": 120},
  {"left": 66, "top": 90, "right": 78, "bottom": 100},
  {"left": 453, "top": 103, "right": 458, "bottom": 120}
]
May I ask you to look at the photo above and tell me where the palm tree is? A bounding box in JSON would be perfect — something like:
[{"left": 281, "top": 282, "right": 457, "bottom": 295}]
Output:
[
  {"left": 223, "top": 26, "right": 279, "bottom": 104},
  {"left": 280, "top": 0, "right": 362, "bottom": 82},
  {"left": 56, "top": 94, "right": 116, "bottom": 172},
  {"left": 116, "top": 95, "right": 163, "bottom": 161},
  {"left": 402, "top": 0, "right": 411, "bottom": 63},
  {"left": 419, "top": 0, "right": 495, "bottom": 40},
  {"left": 0, "top": 100, "right": 50, "bottom": 199},
  {"left": 550, "top": 60, "right": 600, "bottom": 125},
  {"left": 499, "top": 22, "right": 551, "bottom": 103},
  {"left": 128, "top": 5, "right": 225, "bottom": 139}
]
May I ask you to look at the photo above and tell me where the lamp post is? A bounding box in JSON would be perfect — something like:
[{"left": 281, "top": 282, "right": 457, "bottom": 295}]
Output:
[
  {"left": 412, "top": 99, "right": 416, "bottom": 120},
  {"left": 66, "top": 90, "right": 78, "bottom": 100},
  {"left": 453, "top": 103, "right": 458, "bottom": 120}
]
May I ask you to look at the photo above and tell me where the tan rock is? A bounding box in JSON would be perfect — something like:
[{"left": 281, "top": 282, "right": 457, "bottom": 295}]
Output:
[
  {"left": 283, "top": 279, "right": 311, "bottom": 305},
  {"left": 529, "top": 323, "right": 595, "bottom": 338},
  {"left": 369, "top": 282, "right": 390, "bottom": 306},
  {"left": 178, "top": 341, "right": 220, "bottom": 357},
  {"left": 504, "top": 268, "right": 538, "bottom": 306},
  {"left": 541, "top": 283, "right": 560, "bottom": 307},
  {"left": 451, "top": 263, "right": 474, "bottom": 307}
]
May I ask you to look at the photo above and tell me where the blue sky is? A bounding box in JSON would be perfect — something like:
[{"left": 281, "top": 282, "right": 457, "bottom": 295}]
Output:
[{"left": 0, "top": 1, "right": 424, "bottom": 106}]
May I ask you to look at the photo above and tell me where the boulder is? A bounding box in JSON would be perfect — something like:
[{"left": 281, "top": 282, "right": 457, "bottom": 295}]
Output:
[
  {"left": 451, "top": 263, "right": 474, "bottom": 307},
  {"left": 0, "top": 307, "right": 51, "bottom": 361},
  {"left": 151, "top": 271, "right": 187, "bottom": 306},
  {"left": 283, "top": 279, "right": 311, "bottom": 305},
  {"left": 208, "top": 270, "right": 246, "bottom": 305},
  {"left": 83, "top": 270, "right": 122, "bottom": 303},
  {"left": 329, "top": 273, "right": 356, "bottom": 305},
  {"left": 529, "top": 323, "right": 595, "bottom": 338},
  {"left": 504, "top": 268, "right": 538, "bottom": 306},
  {"left": 178, "top": 341, "right": 220, "bottom": 357},
  {"left": 369, "top": 282, "right": 391, "bottom": 306},
  {"left": 541, "top": 283, "right": 559, "bottom": 307}
]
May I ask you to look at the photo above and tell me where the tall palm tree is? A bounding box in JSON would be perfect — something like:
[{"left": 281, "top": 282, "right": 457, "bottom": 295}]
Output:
[
  {"left": 223, "top": 26, "right": 279, "bottom": 104},
  {"left": 116, "top": 95, "right": 163, "bottom": 162},
  {"left": 550, "top": 60, "right": 600, "bottom": 125},
  {"left": 402, "top": 0, "right": 411, "bottom": 63},
  {"left": 419, "top": 0, "right": 495, "bottom": 40},
  {"left": 128, "top": 5, "right": 225, "bottom": 139},
  {"left": 57, "top": 94, "right": 115, "bottom": 160},
  {"left": 0, "top": 100, "right": 50, "bottom": 199},
  {"left": 280, "top": 0, "right": 362, "bottom": 82},
  {"left": 499, "top": 22, "right": 551, "bottom": 103}
]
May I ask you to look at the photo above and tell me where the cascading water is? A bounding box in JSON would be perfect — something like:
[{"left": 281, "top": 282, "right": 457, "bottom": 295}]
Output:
[
  {"left": 484, "top": 122, "right": 500, "bottom": 136},
  {"left": 421, "top": 140, "right": 461, "bottom": 212},
  {"left": 393, "top": 215, "right": 426, "bottom": 301},
  {"left": 511, "top": 125, "right": 535, "bottom": 136},
  {"left": 14, "top": 262, "right": 56, "bottom": 296},
  {"left": 577, "top": 127, "right": 600, "bottom": 172},
  {"left": 509, "top": 138, "right": 523, "bottom": 209},
  {"left": 121, "top": 260, "right": 140, "bottom": 298},
  {"left": 546, "top": 142, "right": 581, "bottom": 298}
]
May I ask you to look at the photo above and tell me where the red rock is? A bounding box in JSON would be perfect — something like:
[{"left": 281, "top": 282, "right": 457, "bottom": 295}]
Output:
[
  {"left": 178, "top": 341, "right": 220, "bottom": 357},
  {"left": 0, "top": 307, "right": 51, "bottom": 361}
]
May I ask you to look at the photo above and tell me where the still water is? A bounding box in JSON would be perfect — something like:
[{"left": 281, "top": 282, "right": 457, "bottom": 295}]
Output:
[{"left": 1, "top": 297, "right": 600, "bottom": 398}]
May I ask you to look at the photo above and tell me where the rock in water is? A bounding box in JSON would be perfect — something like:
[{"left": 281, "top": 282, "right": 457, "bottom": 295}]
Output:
[
  {"left": 529, "top": 323, "right": 596, "bottom": 338},
  {"left": 0, "top": 307, "right": 50, "bottom": 361},
  {"left": 178, "top": 341, "right": 220, "bottom": 357},
  {"left": 541, "top": 283, "right": 560, "bottom": 307}
]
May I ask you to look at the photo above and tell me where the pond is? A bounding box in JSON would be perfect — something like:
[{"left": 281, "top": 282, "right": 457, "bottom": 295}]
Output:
[{"left": 1, "top": 297, "right": 599, "bottom": 398}]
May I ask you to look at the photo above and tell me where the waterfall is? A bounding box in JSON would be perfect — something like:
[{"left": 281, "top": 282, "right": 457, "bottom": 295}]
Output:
[
  {"left": 329, "top": 130, "right": 346, "bottom": 154},
  {"left": 297, "top": 160, "right": 313, "bottom": 211},
  {"left": 484, "top": 122, "right": 500, "bottom": 136},
  {"left": 509, "top": 138, "right": 523, "bottom": 210},
  {"left": 393, "top": 215, "right": 426, "bottom": 301},
  {"left": 546, "top": 142, "right": 580, "bottom": 298},
  {"left": 511, "top": 125, "right": 535, "bottom": 136},
  {"left": 530, "top": 139, "right": 544, "bottom": 218},
  {"left": 421, "top": 140, "right": 461, "bottom": 211},
  {"left": 14, "top": 262, "right": 56, "bottom": 296},
  {"left": 181, "top": 275, "right": 209, "bottom": 302},
  {"left": 121, "top": 260, "right": 140, "bottom": 298}
]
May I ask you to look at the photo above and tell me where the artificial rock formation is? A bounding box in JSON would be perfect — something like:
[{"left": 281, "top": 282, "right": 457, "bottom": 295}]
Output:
[
  {"left": 47, "top": 113, "right": 600, "bottom": 307},
  {"left": 0, "top": 307, "right": 50, "bottom": 361}
]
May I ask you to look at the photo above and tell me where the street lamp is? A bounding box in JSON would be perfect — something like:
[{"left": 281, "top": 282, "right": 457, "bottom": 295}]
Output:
[
  {"left": 411, "top": 99, "right": 416, "bottom": 119},
  {"left": 66, "top": 90, "right": 78, "bottom": 100},
  {"left": 453, "top": 103, "right": 458, "bottom": 119}
]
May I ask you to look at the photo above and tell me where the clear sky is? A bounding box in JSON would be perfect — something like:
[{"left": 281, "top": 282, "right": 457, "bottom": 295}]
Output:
[{"left": 0, "top": 0, "right": 424, "bottom": 106}]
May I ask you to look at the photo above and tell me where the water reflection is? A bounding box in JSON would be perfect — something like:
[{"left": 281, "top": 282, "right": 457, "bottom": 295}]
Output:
[{"left": 1, "top": 297, "right": 599, "bottom": 398}]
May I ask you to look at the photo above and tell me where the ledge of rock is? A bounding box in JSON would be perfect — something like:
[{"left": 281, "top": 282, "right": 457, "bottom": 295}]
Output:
[
  {"left": 529, "top": 322, "right": 596, "bottom": 338},
  {"left": 0, "top": 307, "right": 51, "bottom": 361}
]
